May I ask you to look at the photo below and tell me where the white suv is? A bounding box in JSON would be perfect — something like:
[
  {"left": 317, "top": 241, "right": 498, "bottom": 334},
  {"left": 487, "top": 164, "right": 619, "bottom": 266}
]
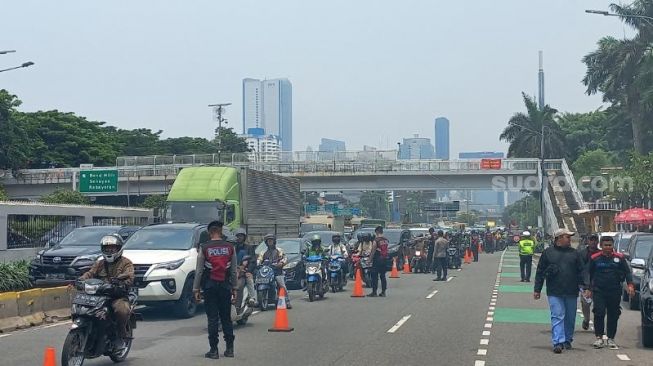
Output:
[{"left": 123, "top": 223, "right": 208, "bottom": 318}]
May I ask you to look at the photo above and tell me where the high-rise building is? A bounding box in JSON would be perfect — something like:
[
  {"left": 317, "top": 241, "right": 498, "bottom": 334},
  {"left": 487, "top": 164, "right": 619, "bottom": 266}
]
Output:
[
  {"left": 458, "top": 151, "right": 505, "bottom": 159},
  {"left": 398, "top": 134, "right": 435, "bottom": 160},
  {"left": 242, "top": 78, "right": 293, "bottom": 151},
  {"left": 434, "top": 117, "right": 450, "bottom": 160},
  {"left": 319, "top": 138, "right": 346, "bottom": 152},
  {"left": 239, "top": 128, "right": 281, "bottom": 162}
]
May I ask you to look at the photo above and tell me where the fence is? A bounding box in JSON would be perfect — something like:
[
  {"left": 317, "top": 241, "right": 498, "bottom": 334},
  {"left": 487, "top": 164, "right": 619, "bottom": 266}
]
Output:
[{"left": 1, "top": 202, "right": 153, "bottom": 260}]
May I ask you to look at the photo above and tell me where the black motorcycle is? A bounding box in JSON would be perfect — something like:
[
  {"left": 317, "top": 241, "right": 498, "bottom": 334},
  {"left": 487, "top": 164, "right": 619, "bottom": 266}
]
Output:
[
  {"left": 447, "top": 246, "right": 462, "bottom": 269},
  {"left": 61, "top": 273, "right": 140, "bottom": 366}
]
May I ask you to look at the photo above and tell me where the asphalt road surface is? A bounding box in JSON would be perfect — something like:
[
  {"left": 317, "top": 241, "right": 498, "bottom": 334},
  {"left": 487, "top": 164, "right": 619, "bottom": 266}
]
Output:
[{"left": 1, "top": 248, "right": 650, "bottom": 365}]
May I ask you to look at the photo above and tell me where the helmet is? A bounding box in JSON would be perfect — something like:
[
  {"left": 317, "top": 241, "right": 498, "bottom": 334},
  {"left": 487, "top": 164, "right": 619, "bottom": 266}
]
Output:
[
  {"left": 264, "top": 234, "right": 276, "bottom": 245},
  {"left": 311, "top": 234, "right": 322, "bottom": 246},
  {"left": 235, "top": 228, "right": 247, "bottom": 237},
  {"left": 522, "top": 231, "right": 531, "bottom": 237},
  {"left": 100, "top": 234, "right": 124, "bottom": 263}
]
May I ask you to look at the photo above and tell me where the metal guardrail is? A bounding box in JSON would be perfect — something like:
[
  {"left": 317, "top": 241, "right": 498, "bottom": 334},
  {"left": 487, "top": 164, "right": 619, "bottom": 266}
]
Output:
[
  {"left": 561, "top": 159, "right": 588, "bottom": 210},
  {"left": 540, "top": 163, "right": 559, "bottom": 235}
]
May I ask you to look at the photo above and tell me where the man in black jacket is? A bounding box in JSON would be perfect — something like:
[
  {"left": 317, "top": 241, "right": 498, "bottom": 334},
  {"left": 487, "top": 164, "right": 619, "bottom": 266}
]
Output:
[{"left": 534, "top": 228, "right": 588, "bottom": 354}]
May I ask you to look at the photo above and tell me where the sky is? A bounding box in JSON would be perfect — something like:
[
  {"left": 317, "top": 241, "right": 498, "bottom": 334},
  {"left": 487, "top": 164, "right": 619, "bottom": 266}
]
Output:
[{"left": 0, "top": 0, "right": 630, "bottom": 157}]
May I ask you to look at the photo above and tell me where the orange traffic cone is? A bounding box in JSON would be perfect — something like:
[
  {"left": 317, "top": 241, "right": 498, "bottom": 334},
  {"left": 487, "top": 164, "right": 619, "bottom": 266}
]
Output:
[
  {"left": 464, "top": 249, "right": 472, "bottom": 264},
  {"left": 402, "top": 256, "right": 411, "bottom": 274},
  {"left": 268, "top": 287, "right": 294, "bottom": 332},
  {"left": 351, "top": 268, "right": 365, "bottom": 297},
  {"left": 390, "top": 258, "right": 400, "bottom": 278},
  {"left": 43, "top": 347, "right": 56, "bottom": 366}
]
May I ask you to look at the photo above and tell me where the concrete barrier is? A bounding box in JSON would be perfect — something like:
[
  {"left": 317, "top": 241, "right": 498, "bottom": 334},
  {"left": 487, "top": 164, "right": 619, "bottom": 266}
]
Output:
[{"left": 0, "top": 286, "right": 71, "bottom": 332}]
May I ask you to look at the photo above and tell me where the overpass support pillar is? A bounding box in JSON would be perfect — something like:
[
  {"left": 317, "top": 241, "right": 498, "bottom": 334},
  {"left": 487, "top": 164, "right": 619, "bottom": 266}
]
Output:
[{"left": 84, "top": 216, "right": 94, "bottom": 226}]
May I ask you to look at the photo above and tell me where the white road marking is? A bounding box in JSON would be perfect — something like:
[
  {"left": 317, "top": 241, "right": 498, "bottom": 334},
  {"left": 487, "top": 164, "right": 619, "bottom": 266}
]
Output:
[
  {"left": 489, "top": 306, "right": 495, "bottom": 310},
  {"left": 484, "top": 323, "right": 493, "bottom": 328},
  {"left": 457, "top": 268, "right": 462, "bottom": 271},
  {"left": 477, "top": 349, "right": 487, "bottom": 356},
  {"left": 0, "top": 334, "right": 11, "bottom": 338},
  {"left": 482, "top": 330, "right": 491, "bottom": 336},
  {"left": 252, "top": 311, "right": 260, "bottom": 315},
  {"left": 387, "top": 314, "right": 412, "bottom": 333},
  {"left": 447, "top": 277, "right": 453, "bottom": 282},
  {"left": 490, "top": 302, "right": 496, "bottom": 306},
  {"left": 480, "top": 339, "right": 489, "bottom": 345},
  {"left": 487, "top": 311, "right": 494, "bottom": 316},
  {"left": 474, "top": 361, "right": 486, "bottom": 366},
  {"left": 616, "top": 354, "right": 631, "bottom": 361},
  {"left": 426, "top": 289, "right": 439, "bottom": 299},
  {"left": 486, "top": 317, "right": 494, "bottom": 322}
]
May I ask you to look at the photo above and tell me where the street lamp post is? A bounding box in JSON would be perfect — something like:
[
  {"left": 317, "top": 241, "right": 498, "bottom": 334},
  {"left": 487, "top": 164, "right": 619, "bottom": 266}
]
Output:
[
  {"left": 585, "top": 9, "right": 653, "bottom": 26},
  {"left": 0, "top": 61, "right": 34, "bottom": 73},
  {"left": 208, "top": 103, "right": 231, "bottom": 165},
  {"left": 0, "top": 50, "right": 17, "bottom": 55}
]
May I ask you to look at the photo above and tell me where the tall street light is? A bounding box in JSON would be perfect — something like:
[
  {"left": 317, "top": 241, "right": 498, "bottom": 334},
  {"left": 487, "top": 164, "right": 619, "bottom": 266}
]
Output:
[
  {"left": 0, "top": 61, "right": 34, "bottom": 73},
  {"left": 585, "top": 9, "right": 653, "bottom": 26},
  {"left": 0, "top": 50, "right": 16, "bottom": 55},
  {"left": 208, "top": 103, "right": 231, "bottom": 164}
]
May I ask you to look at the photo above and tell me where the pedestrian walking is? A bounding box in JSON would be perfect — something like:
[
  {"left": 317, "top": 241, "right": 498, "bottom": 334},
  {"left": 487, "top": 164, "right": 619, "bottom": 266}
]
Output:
[
  {"left": 471, "top": 232, "right": 480, "bottom": 262},
  {"left": 588, "top": 236, "right": 635, "bottom": 350},
  {"left": 518, "top": 231, "right": 535, "bottom": 282},
  {"left": 193, "top": 220, "right": 237, "bottom": 359},
  {"left": 578, "top": 234, "right": 600, "bottom": 330},
  {"left": 432, "top": 230, "right": 449, "bottom": 281},
  {"left": 368, "top": 226, "right": 389, "bottom": 297},
  {"left": 534, "top": 228, "right": 587, "bottom": 354}
]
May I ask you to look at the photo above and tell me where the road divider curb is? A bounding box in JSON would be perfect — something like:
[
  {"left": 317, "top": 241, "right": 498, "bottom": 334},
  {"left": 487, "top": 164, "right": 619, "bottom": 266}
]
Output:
[{"left": 0, "top": 286, "right": 71, "bottom": 333}]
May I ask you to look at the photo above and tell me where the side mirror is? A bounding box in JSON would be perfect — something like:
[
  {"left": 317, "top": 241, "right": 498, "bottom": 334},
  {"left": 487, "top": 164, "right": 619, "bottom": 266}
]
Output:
[{"left": 631, "top": 258, "right": 646, "bottom": 268}]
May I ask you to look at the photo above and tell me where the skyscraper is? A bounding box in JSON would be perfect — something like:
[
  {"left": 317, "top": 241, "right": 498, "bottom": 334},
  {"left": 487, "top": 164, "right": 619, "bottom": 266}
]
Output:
[
  {"left": 434, "top": 117, "right": 450, "bottom": 160},
  {"left": 319, "top": 138, "right": 346, "bottom": 152},
  {"left": 242, "top": 78, "right": 293, "bottom": 151}
]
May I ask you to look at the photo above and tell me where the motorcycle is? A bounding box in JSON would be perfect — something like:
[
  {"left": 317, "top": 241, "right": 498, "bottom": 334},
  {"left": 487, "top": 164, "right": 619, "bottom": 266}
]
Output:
[
  {"left": 410, "top": 249, "right": 428, "bottom": 273},
  {"left": 327, "top": 254, "right": 347, "bottom": 293},
  {"left": 305, "top": 255, "right": 327, "bottom": 302},
  {"left": 447, "top": 246, "right": 461, "bottom": 269},
  {"left": 352, "top": 252, "right": 373, "bottom": 288},
  {"left": 255, "top": 260, "right": 278, "bottom": 311},
  {"left": 61, "top": 274, "right": 140, "bottom": 366},
  {"left": 233, "top": 256, "right": 255, "bottom": 325}
]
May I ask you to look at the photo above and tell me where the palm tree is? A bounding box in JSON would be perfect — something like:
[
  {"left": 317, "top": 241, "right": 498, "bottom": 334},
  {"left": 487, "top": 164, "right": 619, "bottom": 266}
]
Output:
[
  {"left": 583, "top": 1, "right": 653, "bottom": 155},
  {"left": 500, "top": 93, "right": 566, "bottom": 158}
]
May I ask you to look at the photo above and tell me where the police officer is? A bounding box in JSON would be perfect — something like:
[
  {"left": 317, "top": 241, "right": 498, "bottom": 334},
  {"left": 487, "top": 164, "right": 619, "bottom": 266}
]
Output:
[
  {"left": 588, "top": 236, "right": 635, "bottom": 350},
  {"left": 518, "top": 231, "right": 535, "bottom": 282},
  {"left": 193, "top": 221, "right": 237, "bottom": 359}
]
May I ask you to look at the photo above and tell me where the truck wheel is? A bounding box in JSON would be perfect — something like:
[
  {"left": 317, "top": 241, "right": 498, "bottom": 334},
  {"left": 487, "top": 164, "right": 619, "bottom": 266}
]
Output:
[
  {"left": 643, "top": 325, "right": 653, "bottom": 348},
  {"left": 174, "top": 277, "right": 197, "bottom": 319}
]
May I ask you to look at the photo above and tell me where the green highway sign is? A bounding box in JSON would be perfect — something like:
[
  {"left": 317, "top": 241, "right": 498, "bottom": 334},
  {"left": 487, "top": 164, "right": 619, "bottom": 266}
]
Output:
[{"left": 79, "top": 170, "right": 118, "bottom": 193}]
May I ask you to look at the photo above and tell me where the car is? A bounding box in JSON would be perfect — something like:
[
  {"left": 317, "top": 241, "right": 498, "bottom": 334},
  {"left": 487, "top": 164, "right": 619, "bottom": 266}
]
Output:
[
  {"left": 255, "top": 238, "right": 309, "bottom": 290},
  {"left": 409, "top": 227, "right": 431, "bottom": 239},
  {"left": 637, "top": 235, "right": 653, "bottom": 348},
  {"left": 122, "top": 223, "right": 209, "bottom": 318},
  {"left": 623, "top": 233, "right": 653, "bottom": 310},
  {"left": 615, "top": 232, "right": 639, "bottom": 254},
  {"left": 29, "top": 225, "right": 140, "bottom": 287},
  {"left": 381, "top": 228, "right": 412, "bottom": 270}
]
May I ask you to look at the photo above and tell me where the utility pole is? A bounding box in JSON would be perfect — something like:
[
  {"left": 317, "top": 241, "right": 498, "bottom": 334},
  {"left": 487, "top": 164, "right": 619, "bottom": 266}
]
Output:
[
  {"left": 208, "top": 103, "right": 231, "bottom": 164},
  {"left": 538, "top": 51, "right": 546, "bottom": 235}
]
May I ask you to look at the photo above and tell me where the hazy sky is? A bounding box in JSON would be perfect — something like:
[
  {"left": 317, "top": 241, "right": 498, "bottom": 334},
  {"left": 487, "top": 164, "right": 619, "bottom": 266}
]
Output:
[{"left": 1, "top": 0, "right": 628, "bottom": 156}]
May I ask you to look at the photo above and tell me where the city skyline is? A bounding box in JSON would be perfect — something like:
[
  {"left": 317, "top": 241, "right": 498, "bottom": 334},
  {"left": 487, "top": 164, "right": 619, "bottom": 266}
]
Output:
[{"left": 242, "top": 78, "right": 293, "bottom": 151}]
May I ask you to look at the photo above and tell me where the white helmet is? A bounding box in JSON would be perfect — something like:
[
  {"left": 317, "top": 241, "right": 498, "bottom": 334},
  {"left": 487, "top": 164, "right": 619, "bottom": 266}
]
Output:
[
  {"left": 100, "top": 234, "right": 124, "bottom": 263},
  {"left": 522, "top": 231, "right": 531, "bottom": 237}
]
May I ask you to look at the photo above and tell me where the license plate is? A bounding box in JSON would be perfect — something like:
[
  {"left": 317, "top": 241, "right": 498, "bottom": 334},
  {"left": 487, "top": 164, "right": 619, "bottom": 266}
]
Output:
[
  {"left": 256, "top": 278, "right": 270, "bottom": 284},
  {"left": 45, "top": 273, "right": 65, "bottom": 280}
]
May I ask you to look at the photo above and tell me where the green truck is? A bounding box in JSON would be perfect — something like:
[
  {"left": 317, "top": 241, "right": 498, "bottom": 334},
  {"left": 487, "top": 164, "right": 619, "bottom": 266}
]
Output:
[{"left": 165, "top": 167, "right": 301, "bottom": 242}]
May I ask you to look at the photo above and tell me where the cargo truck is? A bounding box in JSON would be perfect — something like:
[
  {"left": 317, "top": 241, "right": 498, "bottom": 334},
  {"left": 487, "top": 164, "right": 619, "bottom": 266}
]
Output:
[{"left": 165, "top": 167, "right": 301, "bottom": 242}]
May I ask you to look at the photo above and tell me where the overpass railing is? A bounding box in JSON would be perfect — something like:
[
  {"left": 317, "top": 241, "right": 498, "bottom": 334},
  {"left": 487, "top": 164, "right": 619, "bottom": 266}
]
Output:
[{"left": 6, "top": 156, "right": 544, "bottom": 183}]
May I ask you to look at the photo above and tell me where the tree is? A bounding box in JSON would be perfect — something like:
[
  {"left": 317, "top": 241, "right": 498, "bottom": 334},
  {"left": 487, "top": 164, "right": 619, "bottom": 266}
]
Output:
[
  {"left": 571, "top": 149, "right": 614, "bottom": 179},
  {"left": 215, "top": 127, "right": 250, "bottom": 154},
  {"left": 158, "top": 137, "right": 215, "bottom": 155},
  {"left": 502, "top": 196, "right": 540, "bottom": 228},
  {"left": 358, "top": 191, "right": 389, "bottom": 220},
  {"left": 0, "top": 90, "right": 32, "bottom": 171},
  {"left": 582, "top": 1, "right": 653, "bottom": 154},
  {"left": 0, "top": 185, "right": 8, "bottom": 201},
  {"left": 139, "top": 195, "right": 168, "bottom": 209},
  {"left": 499, "top": 93, "right": 567, "bottom": 159},
  {"left": 112, "top": 128, "right": 162, "bottom": 157},
  {"left": 41, "top": 190, "right": 90, "bottom": 205},
  {"left": 457, "top": 211, "right": 478, "bottom": 226}
]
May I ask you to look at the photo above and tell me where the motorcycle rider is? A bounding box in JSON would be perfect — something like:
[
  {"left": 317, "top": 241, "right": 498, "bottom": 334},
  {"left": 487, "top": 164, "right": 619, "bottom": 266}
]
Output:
[
  {"left": 327, "top": 233, "right": 349, "bottom": 277},
  {"left": 518, "top": 231, "right": 535, "bottom": 282},
  {"left": 193, "top": 220, "right": 237, "bottom": 359},
  {"left": 78, "top": 234, "right": 134, "bottom": 353},
  {"left": 234, "top": 228, "right": 257, "bottom": 307},
  {"left": 257, "top": 234, "right": 291, "bottom": 309}
]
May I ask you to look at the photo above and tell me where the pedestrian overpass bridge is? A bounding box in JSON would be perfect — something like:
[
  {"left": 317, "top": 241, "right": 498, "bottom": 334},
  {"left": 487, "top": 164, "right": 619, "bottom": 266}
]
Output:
[{"left": 1, "top": 151, "right": 558, "bottom": 197}]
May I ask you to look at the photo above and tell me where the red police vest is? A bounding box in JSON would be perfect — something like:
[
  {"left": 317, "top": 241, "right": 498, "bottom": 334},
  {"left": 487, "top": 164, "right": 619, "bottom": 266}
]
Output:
[{"left": 203, "top": 240, "right": 235, "bottom": 282}]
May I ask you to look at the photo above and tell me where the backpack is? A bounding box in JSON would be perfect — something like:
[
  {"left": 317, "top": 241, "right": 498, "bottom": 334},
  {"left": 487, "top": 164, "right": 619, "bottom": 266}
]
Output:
[{"left": 377, "top": 238, "right": 389, "bottom": 259}]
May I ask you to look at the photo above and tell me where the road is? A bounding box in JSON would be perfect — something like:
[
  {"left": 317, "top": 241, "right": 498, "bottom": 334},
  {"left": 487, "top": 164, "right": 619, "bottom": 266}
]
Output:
[{"left": 1, "top": 247, "right": 650, "bottom": 365}]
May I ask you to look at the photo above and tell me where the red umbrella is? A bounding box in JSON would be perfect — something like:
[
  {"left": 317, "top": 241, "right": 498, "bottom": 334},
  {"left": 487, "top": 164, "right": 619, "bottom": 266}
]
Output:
[{"left": 615, "top": 207, "right": 653, "bottom": 225}]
